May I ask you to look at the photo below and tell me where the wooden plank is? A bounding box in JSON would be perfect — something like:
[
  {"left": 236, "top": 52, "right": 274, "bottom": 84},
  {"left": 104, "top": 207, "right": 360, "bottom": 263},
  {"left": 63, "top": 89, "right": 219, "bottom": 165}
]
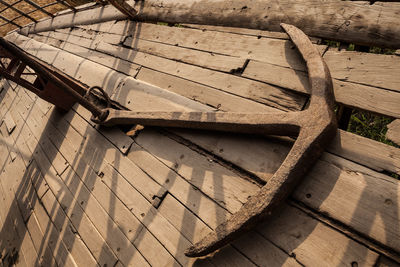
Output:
[
  {"left": 324, "top": 50, "right": 400, "bottom": 93},
  {"left": 7, "top": 102, "right": 100, "bottom": 267},
  {"left": 3, "top": 112, "right": 16, "bottom": 134},
  {"left": 26, "top": 29, "right": 306, "bottom": 112},
  {"left": 182, "top": 24, "right": 323, "bottom": 44},
  {"left": 135, "top": 67, "right": 290, "bottom": 112},
  {"left": 386, "top": 119, "right": 400, "bottom": 146},
  {"left": 16, "top": 90, "right": 161, "bottom": 265},
  {"left": 20, "top": 1, "right": 126, "bottom": 34},
  {"left": 242, "top": 60, "right": 400, "bottom": 119},
  {"left": 182, "top": 23, "right": 291, "bottom": 40},
  {"left": 11, "top": 33, "right": 212, "bottom": 115},
  {"left": 173, "top": 128, "right": 400, "bottom": 256},
  {"left": 0, "top": 128, "right": 57, "bottom": 267},
  {"left": 158, "top": 193, "right": 300, "bottom": 266},
  {"left": 31, "top": 32, "right": 141, "bottom": 78},
  {"left": 0, "top": 151, "right": 34, "bottom": 267},
  {"left": 12, "top": 103, "right": 120, "bottom": 267},
  {"left": 56, "top": 27, "right": 126, "bottom": 45},
  {"left": 27, "top": 23, "right": 305, "bottom": 110},
  {"left": 19, "top": 0, "right": 400, "bottom": 49},
  {"left": 19, "top": 91, "right": 200, "bottom": 266},
  {"left": 7, "top": 32, "right": 126, "bottom": 96},
  {"left": 78, "top": 20, "right": 326, "bottom": 72},
  {"left": 376, "top": 256, "right": 400, "bottom": 267},
  {"left": 129, "top": 129, "right": 380, "bottom": 266},
  {"left": 96, "top": 41, "right": 306, "bottom": 111},
  {"left": 257, "top": 204, "right": 378, "bottom": 267},
  {"left": 26, "top": 183, "right": 78, "bottom": 267},
  {"left": 3, "top": 92, "right": 101, "bottom": 267},
  {"left": 329, "top": 130, "right": 400, "bottom": 175},
  {"left": 25, "top": 102, "right": 180, "bottom": 267},
  {"left": 56, "top": 25, "right": 248, "bottom": 73},
  {"left": 136, "top": 129, "right": 260, "bottom": 213}
]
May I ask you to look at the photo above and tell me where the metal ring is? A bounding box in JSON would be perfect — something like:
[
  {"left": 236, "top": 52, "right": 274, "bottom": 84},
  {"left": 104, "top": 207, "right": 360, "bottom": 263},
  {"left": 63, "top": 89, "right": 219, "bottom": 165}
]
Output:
[{"left": 84, "top": 85, "right": 112, "bottom": 108}]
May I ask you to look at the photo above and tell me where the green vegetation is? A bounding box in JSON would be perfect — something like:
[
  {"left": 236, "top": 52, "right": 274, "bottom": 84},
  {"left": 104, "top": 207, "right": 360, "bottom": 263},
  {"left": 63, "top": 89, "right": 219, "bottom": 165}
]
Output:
[
  {"left": 347, "top": 111, "right": 399, "bottom": 179},
  {"left": 347, "top": 111, "right": 397, "bottom": 147}
]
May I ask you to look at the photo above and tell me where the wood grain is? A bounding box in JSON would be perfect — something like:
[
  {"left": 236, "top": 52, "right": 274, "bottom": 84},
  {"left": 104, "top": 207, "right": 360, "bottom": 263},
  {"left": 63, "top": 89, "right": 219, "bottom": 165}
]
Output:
[{"left": 386, "top": 119, "right": 400, "bottom": 146}]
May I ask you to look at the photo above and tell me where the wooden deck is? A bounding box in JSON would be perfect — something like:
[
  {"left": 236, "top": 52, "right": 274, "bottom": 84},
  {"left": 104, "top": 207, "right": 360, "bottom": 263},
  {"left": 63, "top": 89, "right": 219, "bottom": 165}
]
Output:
[{"left": 1, "top": 2, "right": 400, "bottom": 266}]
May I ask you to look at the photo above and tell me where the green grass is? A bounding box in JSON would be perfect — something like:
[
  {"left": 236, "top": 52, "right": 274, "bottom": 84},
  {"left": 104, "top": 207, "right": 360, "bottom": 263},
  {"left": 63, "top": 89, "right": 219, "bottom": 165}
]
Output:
[
  {"left": 347, "top": 111, "right": 399, "bottom": 179},
  {"left": 347, "top": 111, "right": 396, "bottom": 146}
]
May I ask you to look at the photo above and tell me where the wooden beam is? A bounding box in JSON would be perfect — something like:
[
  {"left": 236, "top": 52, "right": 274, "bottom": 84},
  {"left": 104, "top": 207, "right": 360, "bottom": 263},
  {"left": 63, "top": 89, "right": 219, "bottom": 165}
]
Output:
[{"left": 19, "top": 0, "right": 400, "bottom": 49}]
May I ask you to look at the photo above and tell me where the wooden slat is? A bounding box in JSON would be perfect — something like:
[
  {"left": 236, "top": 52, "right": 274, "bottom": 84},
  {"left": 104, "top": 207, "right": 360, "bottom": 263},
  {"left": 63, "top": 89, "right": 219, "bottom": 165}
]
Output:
[
  {"left": 0, "top": 126, "right": 57, "bottom": 267},
  {"left": 5, "top": 90, "right": 104, "bottom": 267},
  {"left": 0, "top": 140, "right": 37, "bottom": 267},
  {"left": 324, "top": 50, "right": 400, "bottom": 93},
  {"left": 173, "top": 128, "right": 400, "bottom": 258},
  {"left": 129, "top": 129, "right": 380, "bottom": 265},
  {"left": 31, "top": 32, "right": 141, "bottom": 78},
  {"left": 10, "top": 33, "right": 214, "bottom": 115},
  {"left": 15, "top": 91, "right": 165, "bottom": 267},
  {"left": 256, "top": 204, "right": 378, "bottom": 267},
  {"left": 78, "top": 20, "right": 326, "bottom": 72},
  {"left": 22, "top": 90, "right": 260, "bottom": 267},
  {"left": 386, "top": 119, "right": 400, "bottom": 146},
  {"left": 135, "top": 67, "right": 286, "bottom": 113},
  {"left": 10, "top": 103, "right": 120, "bottom": 267},
  {"left": 23, "top": 97, "right": 181, "bottom": 267},
  {"left": 3, "top": 112, "right": 16, "bottom": 134},
  {"left": 158, "top": 193, "right": 301, "bottom": 266},
  {"left": 19, "top": 0, "right": 400, "bottom": 49},
  {"left": 242, "top": 60, "right": 400, "bottom": 119},
  {"left": 182, "top": 23, "right": 291, "bottom": 40},
  {"left": 46, "top": 26, "right": 248, "bottom": 73},
  {"left": 26, "top": 30, "right": 307, "bottom": 112}
]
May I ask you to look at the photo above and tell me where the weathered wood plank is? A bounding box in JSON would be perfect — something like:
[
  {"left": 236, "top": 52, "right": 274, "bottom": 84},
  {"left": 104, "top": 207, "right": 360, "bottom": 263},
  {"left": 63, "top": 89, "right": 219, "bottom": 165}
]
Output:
[
  {"left": 78, "top": 20, "right": 326, "bottom": 72},
  {"left": 0, "top": 127, "right": 57, "bottom": 267},
  {"left": 295, "top": 153, "right": 400, "bottom": 257},
  {"left": 26, "top": 101, "right": 181, "bottom": 267},
  {"left": 182, "top": 24, "right": 323, "bottom": 44},
  {"left": 17, "top": 89, "right": 179, "bottom": 266},
  {"left": 11, "top": 33, "right": 213, "bottom": 115},
  {"left": 55, "top": 25, "right": 248, "bottom": 73},
  {"left": 324, "top": 50, "right": 400, "bottom": 93},
  {"left": 257, "top": 204, "right": 378, "bottom": 267},
  {"left": 158, "top": 193, "right": 300, "bottom": 266},
  {"left": 135, "top": 67, "right": 287, "bottom": 112},
  {"left": 12, "top": 104, "right": 120, "bottom": 267},
  {"left": 3, "top": 112, "right": 16, "bottom": 134},
  {"left": 20, "top": 0, "right": 400, "bottom": 49},
  {"left": 174, "top": 128, "right": 400, "bottom": 257},
  {"left": 5, "top": 92, "right": 105, "bottom": 267},
  {"left": 21, "top": 91, "right": 215, "bottom": 266},
  {"left": 386, "top": 119, "right": 400, "bottom": 146},
  {"left": 31, "top": 32, "right": 141, "bottom": 78},
  {"left": 182, "top": 23, "right": 291, "bottom": 40},
  {"left": 329, "top": 130, "right": 400, "bottom": 175},
  {"left": 136, "top": 129, "right": 260, "bottom": 212},
  {"left": 96, "top": 42, "right": 306, "bottom": 111},
  {"left": 20, "top": 1, "right": 125, "bottom": 34},
  {"left": 0, "top": 141, "right": 38, "bottom": 267},
  {"left": 130, "top": 129, "right": 380, "bottom": 266},
  {"left": 26, "top": 30, "right": 306, "bottom": 112},
  {"left": 242, "top": 60, "right": 400, "bottom": 118}
]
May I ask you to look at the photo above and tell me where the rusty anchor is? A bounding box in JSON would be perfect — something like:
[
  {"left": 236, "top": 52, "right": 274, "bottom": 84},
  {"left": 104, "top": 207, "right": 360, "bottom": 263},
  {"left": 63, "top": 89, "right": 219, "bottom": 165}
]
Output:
[
  {"left": 0, "top": 23, "right": 337, "bottom": 257},
  {"left": 92, "top": 23, "right": 338, "bottom": 256}
]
